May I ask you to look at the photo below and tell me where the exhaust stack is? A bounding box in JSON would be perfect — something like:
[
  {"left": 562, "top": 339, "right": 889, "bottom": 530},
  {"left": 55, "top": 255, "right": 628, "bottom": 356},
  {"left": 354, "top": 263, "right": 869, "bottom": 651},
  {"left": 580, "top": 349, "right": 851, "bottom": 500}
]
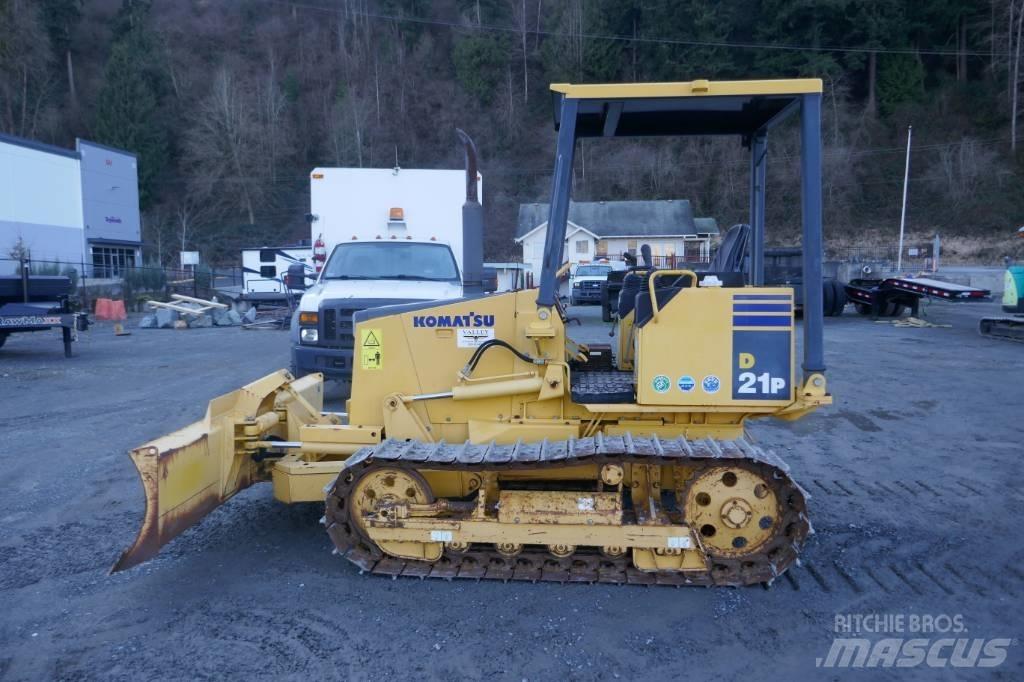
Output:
[{"left": 457, "top": 129, "right": 485, "bottom": 295}]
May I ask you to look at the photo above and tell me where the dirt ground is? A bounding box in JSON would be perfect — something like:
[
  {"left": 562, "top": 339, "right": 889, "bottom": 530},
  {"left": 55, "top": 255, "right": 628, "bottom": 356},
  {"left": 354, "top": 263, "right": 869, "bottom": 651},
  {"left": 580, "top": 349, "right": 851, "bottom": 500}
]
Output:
[{"left": 0, "top": 299, "right": 1022, "bottom": 681}]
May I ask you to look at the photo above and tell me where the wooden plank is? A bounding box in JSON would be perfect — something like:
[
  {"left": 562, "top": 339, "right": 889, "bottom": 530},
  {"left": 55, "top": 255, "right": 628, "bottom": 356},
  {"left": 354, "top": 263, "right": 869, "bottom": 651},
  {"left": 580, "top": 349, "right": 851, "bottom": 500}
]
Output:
[
  {"left": 145, "top": 300, "right": 212, "bottom": 316},
  {"left": 170, "top": 293, "right": 228, "bottom": 309}
]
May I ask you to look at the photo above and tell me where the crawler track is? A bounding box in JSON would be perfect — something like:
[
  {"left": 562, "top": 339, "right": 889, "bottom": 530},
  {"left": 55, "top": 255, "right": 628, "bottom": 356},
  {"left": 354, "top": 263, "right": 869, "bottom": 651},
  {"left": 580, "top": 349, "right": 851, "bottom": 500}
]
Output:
[
  {"left": 324, "top": 435, "right": 809, "bottom": 586},
  {"left": 979, "top": 317, "right": 1024, "bottom": 343}
]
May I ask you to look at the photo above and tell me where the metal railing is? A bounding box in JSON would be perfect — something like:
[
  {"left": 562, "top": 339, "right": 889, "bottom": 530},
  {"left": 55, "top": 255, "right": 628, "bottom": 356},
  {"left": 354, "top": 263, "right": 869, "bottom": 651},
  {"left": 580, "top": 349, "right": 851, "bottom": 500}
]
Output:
[{"left": 591, "top": 253, "right": 711, "bottom": 267}]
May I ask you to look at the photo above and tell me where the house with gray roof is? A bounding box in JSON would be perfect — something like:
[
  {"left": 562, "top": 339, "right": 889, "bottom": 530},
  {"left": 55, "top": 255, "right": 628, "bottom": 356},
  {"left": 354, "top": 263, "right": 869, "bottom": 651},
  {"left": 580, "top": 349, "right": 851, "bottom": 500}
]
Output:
[{"left": 515, "top": 199, "right": 719, "bottom": 282}]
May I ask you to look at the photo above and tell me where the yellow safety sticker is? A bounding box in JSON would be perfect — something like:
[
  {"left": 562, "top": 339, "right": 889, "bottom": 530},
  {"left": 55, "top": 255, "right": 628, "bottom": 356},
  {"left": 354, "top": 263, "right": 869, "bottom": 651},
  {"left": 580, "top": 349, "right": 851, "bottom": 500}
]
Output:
[{"left": 360, "top": 328, "right": 383, "bottom": 370}]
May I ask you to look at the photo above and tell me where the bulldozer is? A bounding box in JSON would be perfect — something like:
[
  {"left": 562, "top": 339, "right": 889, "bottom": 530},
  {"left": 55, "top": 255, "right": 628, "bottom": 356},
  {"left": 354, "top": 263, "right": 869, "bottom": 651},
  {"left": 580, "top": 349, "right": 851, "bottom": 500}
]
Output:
[{"left": 115, "top": 79, "right": 832, "bottom": 586}]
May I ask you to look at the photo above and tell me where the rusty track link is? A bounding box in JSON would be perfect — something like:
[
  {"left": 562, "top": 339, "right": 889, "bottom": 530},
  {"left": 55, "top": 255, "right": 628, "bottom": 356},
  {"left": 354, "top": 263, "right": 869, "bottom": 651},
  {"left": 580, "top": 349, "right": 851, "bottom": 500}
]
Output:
[{"left": 324, "top": 435, "right": 809, "bottom": 587}]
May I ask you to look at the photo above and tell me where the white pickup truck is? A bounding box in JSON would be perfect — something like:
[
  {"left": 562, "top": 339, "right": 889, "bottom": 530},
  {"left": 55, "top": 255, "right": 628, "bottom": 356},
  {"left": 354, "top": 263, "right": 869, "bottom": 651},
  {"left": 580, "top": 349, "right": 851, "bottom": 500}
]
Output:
[{"left": 569, "top": 263, "right": 614, "bottom": 306}]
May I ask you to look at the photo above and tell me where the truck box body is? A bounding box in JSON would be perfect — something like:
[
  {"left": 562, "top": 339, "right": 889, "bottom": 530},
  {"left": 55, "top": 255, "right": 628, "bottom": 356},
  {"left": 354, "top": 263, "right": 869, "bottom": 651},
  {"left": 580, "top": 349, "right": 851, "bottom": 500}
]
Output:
[{"left": 309, "top": 167, "right": 479, "bottom": 265}]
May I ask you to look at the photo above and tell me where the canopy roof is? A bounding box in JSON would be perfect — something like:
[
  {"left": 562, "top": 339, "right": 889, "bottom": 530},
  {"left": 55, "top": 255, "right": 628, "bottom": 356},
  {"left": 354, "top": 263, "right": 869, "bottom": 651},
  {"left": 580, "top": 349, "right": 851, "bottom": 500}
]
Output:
[{"left": 550, "top": 79, "right": 822, "bottom": 137}]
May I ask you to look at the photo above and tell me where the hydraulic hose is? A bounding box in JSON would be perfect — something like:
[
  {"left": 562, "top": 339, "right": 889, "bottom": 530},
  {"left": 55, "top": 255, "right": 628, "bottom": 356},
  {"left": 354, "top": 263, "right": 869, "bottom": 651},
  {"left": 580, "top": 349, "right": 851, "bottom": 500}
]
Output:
[{"left": 461, "top": 339, "right": 544, "bottom": 377}]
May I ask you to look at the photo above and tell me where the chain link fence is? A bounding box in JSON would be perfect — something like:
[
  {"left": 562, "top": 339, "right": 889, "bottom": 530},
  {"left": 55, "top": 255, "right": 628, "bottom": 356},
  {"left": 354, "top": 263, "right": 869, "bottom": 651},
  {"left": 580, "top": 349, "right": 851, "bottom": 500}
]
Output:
[
  {"left": 0, "top": 257, "right": 243, "bottom": 311},
  {"left": 826, "top": 243, "right": 939, "bottom": 274}
]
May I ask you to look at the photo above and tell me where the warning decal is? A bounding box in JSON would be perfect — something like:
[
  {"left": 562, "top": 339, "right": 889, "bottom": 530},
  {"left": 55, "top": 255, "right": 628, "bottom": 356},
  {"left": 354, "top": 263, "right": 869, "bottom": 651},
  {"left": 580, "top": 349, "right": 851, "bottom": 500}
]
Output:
[{"left": 360, "top": 328, "right": 383, "bottom": 370}]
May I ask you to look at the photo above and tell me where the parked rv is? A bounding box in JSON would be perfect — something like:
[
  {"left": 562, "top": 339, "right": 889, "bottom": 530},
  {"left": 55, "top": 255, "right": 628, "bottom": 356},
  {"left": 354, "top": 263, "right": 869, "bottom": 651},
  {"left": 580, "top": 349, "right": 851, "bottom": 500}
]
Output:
[{"left": 240, "top": 243, "right": 313, "bottom": 302}]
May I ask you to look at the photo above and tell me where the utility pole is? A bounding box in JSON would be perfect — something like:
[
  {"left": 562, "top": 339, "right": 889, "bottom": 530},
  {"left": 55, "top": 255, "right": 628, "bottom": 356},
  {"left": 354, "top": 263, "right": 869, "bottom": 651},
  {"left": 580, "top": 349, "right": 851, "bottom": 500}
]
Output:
[{"left": 897, "top": 125, "right": 912, "bottom": 272}]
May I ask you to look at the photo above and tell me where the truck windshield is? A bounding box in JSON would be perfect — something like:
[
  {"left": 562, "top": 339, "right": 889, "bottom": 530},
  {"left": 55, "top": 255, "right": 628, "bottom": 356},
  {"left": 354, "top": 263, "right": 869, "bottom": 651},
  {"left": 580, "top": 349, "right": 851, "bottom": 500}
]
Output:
[
  {"left": 321, "top": 242, "right": 460, "bottom": 282},
  {"left": 575, "top": 265, "right": 610, "bottom": 277}
]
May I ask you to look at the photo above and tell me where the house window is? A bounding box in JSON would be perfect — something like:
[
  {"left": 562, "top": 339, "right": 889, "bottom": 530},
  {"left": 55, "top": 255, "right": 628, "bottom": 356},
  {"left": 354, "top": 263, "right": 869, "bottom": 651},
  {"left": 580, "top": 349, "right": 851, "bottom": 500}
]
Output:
[
  {"left": 575, "top": 239, "right": 589, "bottom": 254},
  {"left": 91, "top": 246, "right": 136, "bottom": 278},
  {"left": 596, "top": 239, "right": 608, "bottom": 257},
  {"left": 627, "top": 239, "right": 637, "bottom": 253}
]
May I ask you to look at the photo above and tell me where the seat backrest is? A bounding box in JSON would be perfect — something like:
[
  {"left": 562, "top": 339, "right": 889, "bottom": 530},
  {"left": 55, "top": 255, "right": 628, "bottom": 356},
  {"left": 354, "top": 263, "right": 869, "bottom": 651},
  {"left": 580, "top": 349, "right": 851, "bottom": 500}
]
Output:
[
  {"left": 633, "top": 287, "right": 683, "bottom": 328},
  {"left": 707, "top": 223, "right": 751, "bottom": 273},
  {"left": 617, "top": 271, "right": 648, "bottom": 318}
]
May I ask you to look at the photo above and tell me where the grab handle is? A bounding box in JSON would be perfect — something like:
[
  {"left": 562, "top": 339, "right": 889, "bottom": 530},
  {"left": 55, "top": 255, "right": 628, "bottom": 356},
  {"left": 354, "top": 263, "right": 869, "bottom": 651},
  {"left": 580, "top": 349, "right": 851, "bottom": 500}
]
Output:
[{"left": 647, "top": 269, "right": 698, "bottom": 324}]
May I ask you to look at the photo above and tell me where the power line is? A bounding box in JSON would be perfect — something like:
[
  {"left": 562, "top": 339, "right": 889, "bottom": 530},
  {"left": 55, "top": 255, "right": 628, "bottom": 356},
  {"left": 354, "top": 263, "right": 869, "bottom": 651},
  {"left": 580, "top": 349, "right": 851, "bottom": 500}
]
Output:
[
  {"left": 144, "top": 133, "right": 1015, "bottom": 189},
  {"left": 273, "top": 0, "right": 993, "bottom": 58}
]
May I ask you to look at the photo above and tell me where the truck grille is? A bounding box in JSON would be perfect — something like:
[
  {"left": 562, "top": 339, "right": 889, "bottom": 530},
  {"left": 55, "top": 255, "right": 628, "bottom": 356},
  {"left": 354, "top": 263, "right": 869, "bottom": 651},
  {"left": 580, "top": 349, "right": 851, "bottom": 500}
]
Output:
[
  {"left": 318, "top": 298, "right": 421, "bottom": 349},
  {"left": 580, "top": 281, "right": 602, "bottom": 290},
  {"left": 321, "top": 307, "right": 359, "bottom": 348}
]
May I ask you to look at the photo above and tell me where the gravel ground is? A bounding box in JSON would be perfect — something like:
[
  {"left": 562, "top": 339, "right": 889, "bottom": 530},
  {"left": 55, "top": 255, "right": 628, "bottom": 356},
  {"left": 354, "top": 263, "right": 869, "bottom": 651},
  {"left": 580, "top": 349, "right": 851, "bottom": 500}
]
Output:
[{"left": 0, "top": 299, "right": 1022, "bottom": 680}]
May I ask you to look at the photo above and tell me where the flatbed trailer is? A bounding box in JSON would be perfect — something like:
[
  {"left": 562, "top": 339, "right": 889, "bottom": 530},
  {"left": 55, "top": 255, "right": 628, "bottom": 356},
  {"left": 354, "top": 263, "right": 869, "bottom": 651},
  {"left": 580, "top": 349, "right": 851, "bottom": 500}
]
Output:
[
  {"left": 845, "top": 276, "right": 990, "bottom": 317},
  {"left": 0, "top": 274, "right": 89, "bottom": 357}
]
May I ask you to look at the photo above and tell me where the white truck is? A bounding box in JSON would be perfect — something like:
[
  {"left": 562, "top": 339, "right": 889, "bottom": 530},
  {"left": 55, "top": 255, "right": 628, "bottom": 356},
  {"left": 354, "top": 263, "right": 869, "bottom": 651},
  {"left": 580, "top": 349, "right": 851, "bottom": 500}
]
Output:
[
  {"left": 290, "top": 162, "right": 484, "bottom": 390},
  {"left": 568, "top": 262, "right": 614, "bottom": 306}
]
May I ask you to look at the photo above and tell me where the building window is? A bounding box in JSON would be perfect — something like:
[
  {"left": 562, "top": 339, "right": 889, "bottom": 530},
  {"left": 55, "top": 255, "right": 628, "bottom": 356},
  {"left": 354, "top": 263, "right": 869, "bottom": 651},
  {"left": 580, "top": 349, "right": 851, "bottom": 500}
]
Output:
[
  {"left": 575, "top": 239, "right": 589, "bottom": 254},
  {"left": 596, "top": 239, "right": 608, "bottom": 257},
  {"left": 627, "top": 239, "right": 637, "bottom": 253},
  {"left": 91, "top": 246, "right": 136, "bottom": 278}
]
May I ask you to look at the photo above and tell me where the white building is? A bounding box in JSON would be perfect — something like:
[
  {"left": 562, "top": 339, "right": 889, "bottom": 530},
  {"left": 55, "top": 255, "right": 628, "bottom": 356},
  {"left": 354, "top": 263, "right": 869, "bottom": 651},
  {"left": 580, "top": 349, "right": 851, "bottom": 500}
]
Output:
[
  {"left": 515, "top": 199, "right": 719, "bottom": 283},
  {"left": 0, "top": 132, "right": 141, "bottom": 277}
]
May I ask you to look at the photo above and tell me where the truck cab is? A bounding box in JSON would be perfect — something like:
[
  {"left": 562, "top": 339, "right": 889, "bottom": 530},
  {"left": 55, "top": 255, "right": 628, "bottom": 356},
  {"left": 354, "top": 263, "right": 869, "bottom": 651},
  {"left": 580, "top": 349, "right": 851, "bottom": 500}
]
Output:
[{"left": 290, "top": 238, "right": 463, "bottom": 387}]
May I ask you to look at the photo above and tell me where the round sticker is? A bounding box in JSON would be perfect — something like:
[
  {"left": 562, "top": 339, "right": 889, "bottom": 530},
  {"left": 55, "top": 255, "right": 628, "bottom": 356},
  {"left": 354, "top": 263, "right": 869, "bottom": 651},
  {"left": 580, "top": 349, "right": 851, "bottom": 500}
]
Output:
[
  {"left": 677, "top": 375, "right": 695, "bottom": 392},
  {"left": 701, "top": 375, "right": 721, "bottom": 393},
  {"left": 652, "top": 375, "right": 671, "bottom": 393}
]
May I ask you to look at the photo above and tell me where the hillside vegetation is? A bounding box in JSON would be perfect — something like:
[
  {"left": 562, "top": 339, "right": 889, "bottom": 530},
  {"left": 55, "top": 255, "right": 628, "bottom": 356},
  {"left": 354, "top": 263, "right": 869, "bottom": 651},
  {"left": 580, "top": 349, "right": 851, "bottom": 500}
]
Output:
[{"left": 4, "top": 0, "right": 1024, "bottom": 263}]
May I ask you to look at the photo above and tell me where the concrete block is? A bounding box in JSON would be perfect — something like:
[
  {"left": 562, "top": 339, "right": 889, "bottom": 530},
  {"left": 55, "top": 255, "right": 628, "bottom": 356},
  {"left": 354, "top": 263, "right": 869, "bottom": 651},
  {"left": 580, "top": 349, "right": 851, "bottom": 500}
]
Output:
[
  {"left": 188, "top": 313, "right": 213, "bottom": 328},
  {"left": 155, "top": 308, "right": 178, "bottom": 329}
]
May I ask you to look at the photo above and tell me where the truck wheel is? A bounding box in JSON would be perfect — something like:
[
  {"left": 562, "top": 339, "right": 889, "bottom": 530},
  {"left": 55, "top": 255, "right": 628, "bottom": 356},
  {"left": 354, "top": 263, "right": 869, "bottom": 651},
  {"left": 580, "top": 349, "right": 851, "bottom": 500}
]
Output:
[
  {"left": 855, "top": 303, "right": 872, "bottom": 316},
  {"left": 886, "top": 302, "right": 904, "bottom": 317},
  {"left": 0, "top": 333, "right": 6, "bottom": 349},
  {"left": 830, "top": 280, "right": 847, "bottom": 316},
  {"left": 601, "top": 301, "right": 612, "bottom": 322},
  {"left": 570, "top": 296, "right": 579, "bottom": 307},
  {"left": 822, "top": 280, "right": 836, "bottom": 316}
]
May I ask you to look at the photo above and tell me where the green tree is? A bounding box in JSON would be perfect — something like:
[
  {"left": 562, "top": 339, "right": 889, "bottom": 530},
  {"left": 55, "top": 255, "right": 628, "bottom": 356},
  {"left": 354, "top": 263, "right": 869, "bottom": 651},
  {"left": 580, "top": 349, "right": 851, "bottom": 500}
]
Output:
[
  {"left": 0, "top": 0, "right": 54, "bottom": 136},
  {"left": 876, "top": 53, "right": 925, "bottom": 117},
  {"left": 750, "top": 0, "right": 847, "bottom": 78},
  {"left": 453, "top": 33, "right": 508, "bottom": 104},
  {"left": 93, "top": 27, "right": 168, "bottom": 207},
  {"left": 540, "top": 0, "right": 628, "bottom": 82},
  {"left": 627, "top": 1, "right": 739, "bottom": 81},
  {"left": 39, "top": 0, "right": 82, "bottom": 102}
]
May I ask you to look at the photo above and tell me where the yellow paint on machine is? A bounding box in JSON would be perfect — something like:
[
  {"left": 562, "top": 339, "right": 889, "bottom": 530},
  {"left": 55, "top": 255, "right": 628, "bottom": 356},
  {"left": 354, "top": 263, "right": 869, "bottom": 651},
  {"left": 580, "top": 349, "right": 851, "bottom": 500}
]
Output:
[
  {"left": 634, "top": 286, "right": 795, "bottom": 407},
  {"left": 550, "top": 78, "right": 823, "bottom": 99}
]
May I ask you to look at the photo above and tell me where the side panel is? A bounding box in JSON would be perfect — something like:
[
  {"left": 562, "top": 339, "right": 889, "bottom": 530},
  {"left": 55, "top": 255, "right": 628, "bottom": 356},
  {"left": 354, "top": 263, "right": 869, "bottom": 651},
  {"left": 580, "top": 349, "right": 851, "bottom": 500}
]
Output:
[
  {"left": 635, "top": 287, "right": 794, "bottom": 407},
  {"left": 348, "top": 290, "right": 568, "bottom": 435}
]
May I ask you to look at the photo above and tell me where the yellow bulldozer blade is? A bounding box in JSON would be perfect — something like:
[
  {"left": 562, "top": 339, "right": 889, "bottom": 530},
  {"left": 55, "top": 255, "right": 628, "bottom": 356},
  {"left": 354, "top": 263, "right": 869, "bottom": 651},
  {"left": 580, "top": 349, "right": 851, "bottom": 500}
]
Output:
[{"left": 112, "top": 370, "right": 324, "bottom": 572}]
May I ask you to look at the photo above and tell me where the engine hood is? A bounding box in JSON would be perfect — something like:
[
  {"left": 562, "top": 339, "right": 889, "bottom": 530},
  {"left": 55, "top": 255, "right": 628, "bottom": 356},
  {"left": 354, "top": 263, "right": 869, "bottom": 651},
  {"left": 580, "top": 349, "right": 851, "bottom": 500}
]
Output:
[{"left": 299, "top": 279, "right": 463, "bottom": 312}]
